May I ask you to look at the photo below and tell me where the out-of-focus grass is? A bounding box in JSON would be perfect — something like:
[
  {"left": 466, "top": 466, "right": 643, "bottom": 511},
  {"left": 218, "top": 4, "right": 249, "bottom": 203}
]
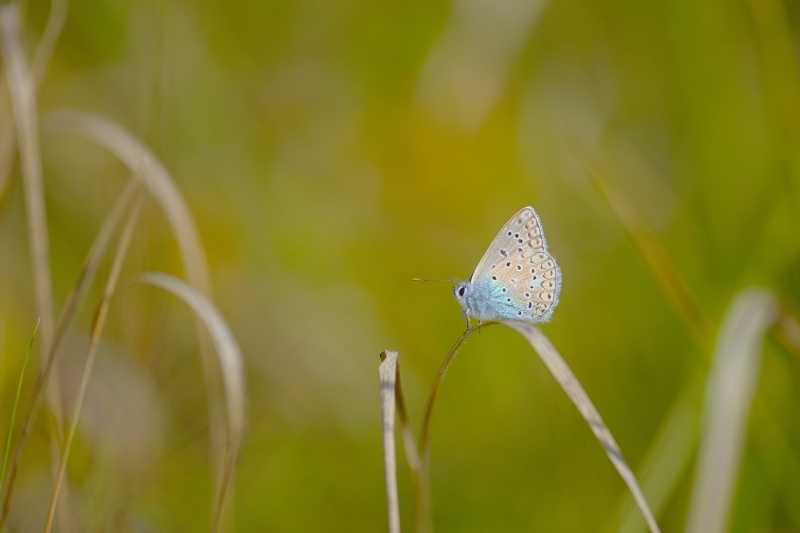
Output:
[
  {"left": 0, "top": 319, "right": 37, "bottom": 491},
  {"left": 1, "top": 0, "right": 799, "bottom": 531}
]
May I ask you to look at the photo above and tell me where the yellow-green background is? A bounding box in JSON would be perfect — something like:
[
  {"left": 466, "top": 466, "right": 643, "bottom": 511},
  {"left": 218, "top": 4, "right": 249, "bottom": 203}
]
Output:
[{"left": 1, "top": 0, "right": 799, "bottom": 531}]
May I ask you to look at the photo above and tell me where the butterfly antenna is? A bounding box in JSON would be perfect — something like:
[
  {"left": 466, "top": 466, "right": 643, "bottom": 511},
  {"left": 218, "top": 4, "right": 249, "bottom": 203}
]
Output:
[{"left": 412, "top": 278, "right": 457, "bottom": 283}]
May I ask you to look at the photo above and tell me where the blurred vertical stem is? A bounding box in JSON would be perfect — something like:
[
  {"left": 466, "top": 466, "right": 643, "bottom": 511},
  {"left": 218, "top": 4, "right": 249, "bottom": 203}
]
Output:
[
  {"left": 0, "top": 0, "right": 68, "bottom": 198},
  {"left": 0, "top": 3, "right": 56, "bottom": 373},
  {"left": 685, "top": 289, "right": 779, "bottom": 533},
  {"left": 43, "top": 192, "right": 142, "bottom": 533},
  {"left": 0, "top": 8, "right": 70, "bottom": 529},
  {"left": 0, "top": 319, "right": 38, "bottom": 490}
]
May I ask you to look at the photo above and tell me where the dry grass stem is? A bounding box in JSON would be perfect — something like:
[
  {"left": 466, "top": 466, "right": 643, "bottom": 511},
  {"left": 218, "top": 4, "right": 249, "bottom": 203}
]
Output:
[
  {"left": 388, "top": 355, "right": 423, "bottom": 533},
  {"left": 379, "top": 351, "right": 401, "bottom": 533},
  {"left": 0, "top": 4, "right": 56, "bottom": 364},
  {"left": 0, "top": 180, "right": 138, "bottom": 529},
  {"left": 0, "top": 0, "right": 69, "bottom": 200},
  {"left": 503, "top": 321, "right": 661, "bottom": 533},
  {"left": 0, "top": 9, "right": 70, "bottom": 528},
  {"left": 394, "top": 361, "right": 421, "bottom": 472},
  {"left": 44, "top": 192, "right": 143, "bottom": 533},
  {"left": 138, "top": 272, "right": 246, "bottom": 533},
  {"left": 685, "top": 288, "right": 779, "bottom": 533}
]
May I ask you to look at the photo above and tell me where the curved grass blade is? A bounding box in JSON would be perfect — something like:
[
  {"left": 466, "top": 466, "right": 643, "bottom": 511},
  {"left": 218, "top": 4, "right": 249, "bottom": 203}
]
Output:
[
  {"left": 685, "top": 288, "right": 779, "bottom": 533},
  {"left": 504, "top": 321, "right": 661, "bottom": 533},
  {"left": 41, "top": 111, "right": 212, "bottom": 296},
  {"left": 0, "top": 319, "right": 38, "bottom": 490},
  {"left": 40, "top": 111, "right": 231, "bottom": 515},
  {"left": 137, "top": 272, "right": 246, "bottom": 533},
  {"left": 379, "top": 351, "right": 401, "bottom": 533}
]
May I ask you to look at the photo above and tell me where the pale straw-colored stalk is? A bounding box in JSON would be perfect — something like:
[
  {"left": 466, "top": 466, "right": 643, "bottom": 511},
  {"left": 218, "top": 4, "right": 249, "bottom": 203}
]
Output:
[
  {"left": 0, "top": 8, "right": 69, "bottom": 529},
  {"left": 0, "top": 3, "right": 56, "bottom": 380},
  {"left": 379, "top": 351, "right": 401, "bottom": 533},
  {"left": 0, "top": 0, "right": 69, "bottom": 200},
  {"left": 685, "top": 289, "right": 779, "bottom": 533}
]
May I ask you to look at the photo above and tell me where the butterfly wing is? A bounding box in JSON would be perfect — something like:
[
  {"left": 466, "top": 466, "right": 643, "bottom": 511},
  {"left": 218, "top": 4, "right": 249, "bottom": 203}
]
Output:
[{"left": 471, "top": 206, "right": 561, "bottom": 322}]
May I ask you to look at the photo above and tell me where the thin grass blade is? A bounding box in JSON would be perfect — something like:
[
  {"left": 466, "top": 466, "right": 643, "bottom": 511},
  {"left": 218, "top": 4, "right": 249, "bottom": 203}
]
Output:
[
  {"left": 685, "top": 288, "right": 779, "bottom": 533},
  {"left": 0, "top": 88, "right": 13, "bottom": 199},
  {"left": 503, "top": 321, "right": 661, "bottom": 533},
  {"left": 394, "top": 361, "right": 421, "bottom": 472},
  {"left": 137, "top": 272, "right": 246, "bottom": 533},
  {"left": 0, "top": 179, "right": 138, "bottom": 529},
  {"left": 0, "top": 319, "right": 38, "bottom": 490},
  {"left": 44, "top": 190, "right": 142, "bottom": 533},
  {"left": 0, "top": 0, "right": 69, "bottom": 200},
  {"left": 31, "top": 0, "right": 69, "bottom": 86},
  {"left": 567, "top": 137, "right": 711, "bottom": 344},
  {"left": 0, "top": 4, "right": 55, "bottom": 362},
  {"left": 379, "top": 351, "right": 401, "bottom": 533}
]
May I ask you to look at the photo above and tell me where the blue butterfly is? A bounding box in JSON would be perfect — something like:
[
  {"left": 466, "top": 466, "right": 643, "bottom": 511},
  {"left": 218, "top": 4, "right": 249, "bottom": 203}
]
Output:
[{"left": 454, "top": 206, "right": 561, "bottom": 324}]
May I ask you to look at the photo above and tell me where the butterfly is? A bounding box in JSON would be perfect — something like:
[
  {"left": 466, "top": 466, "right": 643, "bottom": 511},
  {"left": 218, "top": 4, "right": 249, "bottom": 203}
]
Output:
[{"left": 454, "top": 206, "right": 561, "bottom": 325}]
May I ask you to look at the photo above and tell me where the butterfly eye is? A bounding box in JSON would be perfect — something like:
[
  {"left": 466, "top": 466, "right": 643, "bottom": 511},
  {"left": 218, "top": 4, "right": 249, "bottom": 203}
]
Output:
[{"left": 458, "top": 286, "right": 465, "bottom": 297}]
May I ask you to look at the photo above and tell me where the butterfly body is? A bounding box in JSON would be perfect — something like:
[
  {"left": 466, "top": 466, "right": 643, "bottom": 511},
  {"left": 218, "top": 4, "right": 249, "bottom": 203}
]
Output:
[{"left": 454, "top": 206, "right": 561, "bottom": 324}]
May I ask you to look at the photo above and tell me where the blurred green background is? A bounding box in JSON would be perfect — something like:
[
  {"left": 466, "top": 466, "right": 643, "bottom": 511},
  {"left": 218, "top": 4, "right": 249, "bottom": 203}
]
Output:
[{"left": 1, "top": 0, "right": 800, "bottom": 531}]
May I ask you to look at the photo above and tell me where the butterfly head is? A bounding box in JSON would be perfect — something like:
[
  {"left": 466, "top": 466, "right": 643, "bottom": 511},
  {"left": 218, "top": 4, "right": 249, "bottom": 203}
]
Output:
[{"left": 453, "top": 281, "right": 469, "bottom": 308}]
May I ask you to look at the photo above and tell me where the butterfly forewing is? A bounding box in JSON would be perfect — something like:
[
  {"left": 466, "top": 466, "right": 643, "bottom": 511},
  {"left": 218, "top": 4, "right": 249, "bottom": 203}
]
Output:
[{"left": 471, "top": 207, "right": 560, "bottom": 322}]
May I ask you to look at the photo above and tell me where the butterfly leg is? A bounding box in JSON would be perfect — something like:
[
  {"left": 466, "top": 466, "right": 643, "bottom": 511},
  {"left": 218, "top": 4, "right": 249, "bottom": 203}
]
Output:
[{"left": 460, "top": 309, "right": 471, "bottom": 331}]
